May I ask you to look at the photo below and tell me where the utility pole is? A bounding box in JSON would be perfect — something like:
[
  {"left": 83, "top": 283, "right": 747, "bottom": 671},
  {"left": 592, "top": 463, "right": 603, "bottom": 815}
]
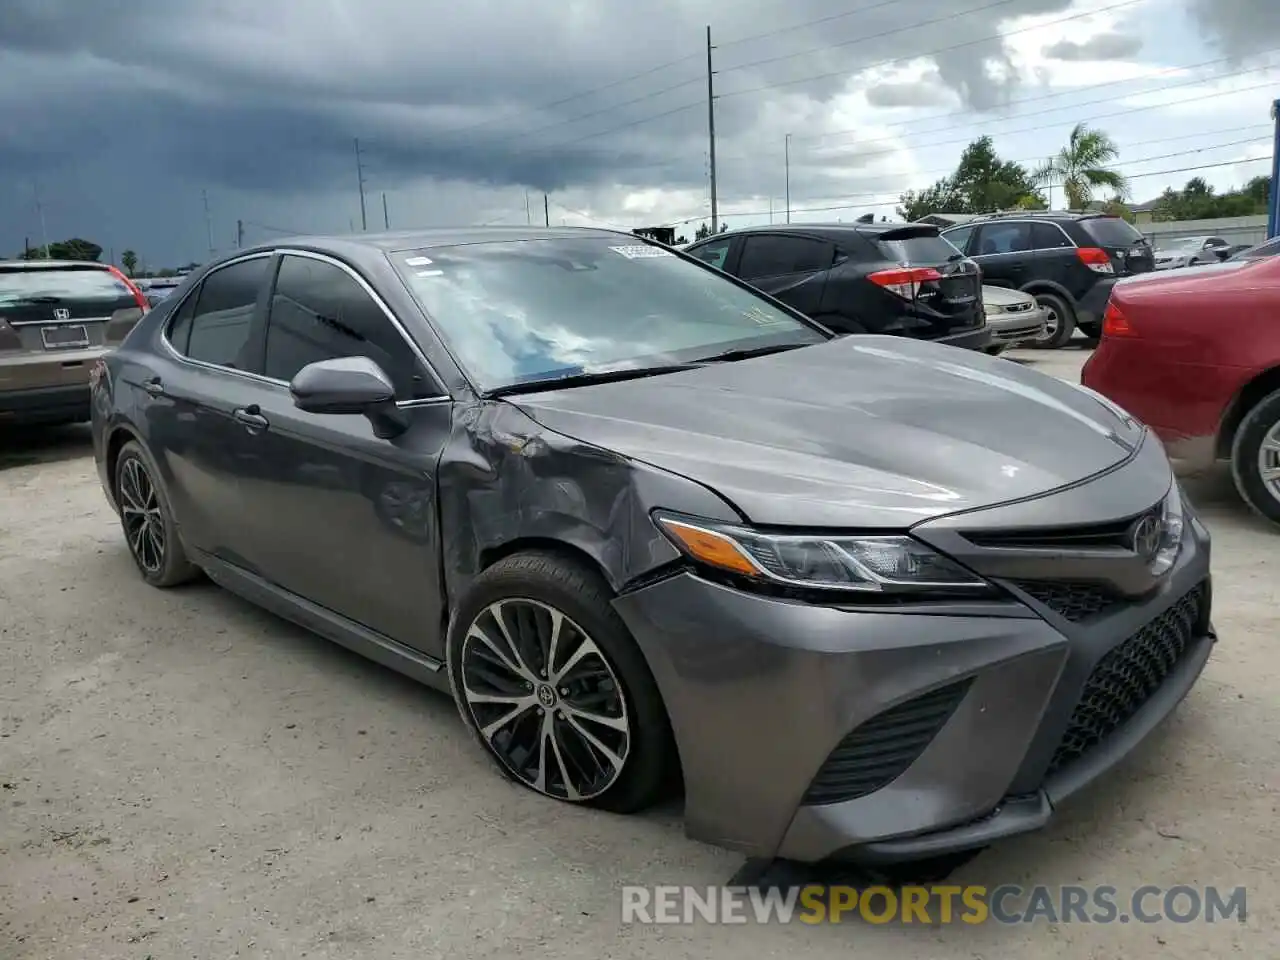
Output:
[
  {"left": 769, "top": 197, "right": 774, "bottom": 223},
  {"left": 33, "top": 181, "right": 49, "bottom": 257},
  {"left": 236, "top": 219, "right": 244, "bottom": 248},
  {"left": 354, "top": 138, "right": 368, "bottom": 231},
  {"left": 544, "top": 194, "right": 550, "bottom": 227},
  {"left": 202, "top": 189, "right": 214, "bottom": 256},
  {"left": 705, "top": 26, "right": 718, "bottom": 232},
  {"left": 382, "top": 192, "right": 390, "bottom": 230},
  {"left": 785, "top": 134, "right": 792, "bottom": 224},
  {"left": 525, "top": 191, "right": 531, "bottom": 225}
]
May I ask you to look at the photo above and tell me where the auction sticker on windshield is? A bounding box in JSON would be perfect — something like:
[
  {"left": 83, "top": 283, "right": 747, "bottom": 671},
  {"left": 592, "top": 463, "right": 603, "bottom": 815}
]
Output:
[{"left": 609, "top": 245, "right": 675, "bottom": 259}]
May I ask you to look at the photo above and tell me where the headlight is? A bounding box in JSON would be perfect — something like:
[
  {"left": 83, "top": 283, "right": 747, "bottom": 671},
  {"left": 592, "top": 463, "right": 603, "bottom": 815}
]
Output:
[
  {"left": 654, "top": 513, "right": 989, "bottom": 593},
  {"left": 1151, "top": 482, "right": 1184, "bottom": 577}
]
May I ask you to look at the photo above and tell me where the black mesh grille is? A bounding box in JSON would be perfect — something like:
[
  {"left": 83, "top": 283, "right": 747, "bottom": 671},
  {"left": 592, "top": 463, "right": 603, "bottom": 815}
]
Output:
[
  {"left": 802, "top": 678, "right": 972, "bottom": 806},
  {"left": 1048, "top": 582, "right": 1208, "bottom": 776},
  {"left": 1012, "top": 580, "right": 1123, "bottom": 622}
]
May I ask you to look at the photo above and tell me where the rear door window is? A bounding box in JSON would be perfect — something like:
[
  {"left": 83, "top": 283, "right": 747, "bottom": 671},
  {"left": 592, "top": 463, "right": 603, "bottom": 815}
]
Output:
[
  {"left": 974, "top": 223, "right": 1033, "bottom": 255},
  {"left": 1032, "top": 222, "right": 1074, "bottom": 249},
  {"left": 1079, "top": 217, "right": 1146, "bottom": 246},
  {"left": 182, "top": 257, "right": 270, "bottom": 369},
  {"left": 737, "top": 235, "right": 833, "bottom": 279}
]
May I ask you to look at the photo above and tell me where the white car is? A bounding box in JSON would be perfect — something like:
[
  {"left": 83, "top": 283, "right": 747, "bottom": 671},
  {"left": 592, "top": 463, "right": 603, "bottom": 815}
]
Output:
[{"left": 982, "top": 285, "right": 1048, "bottom": 354}]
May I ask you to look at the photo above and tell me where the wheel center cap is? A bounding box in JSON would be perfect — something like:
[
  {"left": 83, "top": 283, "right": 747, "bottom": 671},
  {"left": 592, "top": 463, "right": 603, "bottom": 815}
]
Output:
[{"left": 537, "top": 684, "right": 557, "bottom": 708}]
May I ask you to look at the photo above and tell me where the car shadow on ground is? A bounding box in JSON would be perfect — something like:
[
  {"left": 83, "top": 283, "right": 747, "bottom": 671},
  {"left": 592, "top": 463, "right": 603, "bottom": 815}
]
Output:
[{"left": 0, "top": 423, "right": 93, "bottom": 471}]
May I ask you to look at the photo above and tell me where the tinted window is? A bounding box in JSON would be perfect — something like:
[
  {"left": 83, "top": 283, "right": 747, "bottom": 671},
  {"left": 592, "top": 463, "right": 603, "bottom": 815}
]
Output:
[
  {"left": 392, "top": 238, "right": 825, "bottom": 392},
  {"left": 0, "top": 266, "right": 132, "bottom": 306},
  {"left": 185, "top": 257, "right": 268, "bottom": 368},
  {"left": 263, "top": 255, "right": 433, "bottom": 399},
  {"left": 1032, "top": 222, "right": 1073, "bottom": 249},
  {"left": 737, "top": 235, "right": 832, "bottom": 279},
  {"left": 690, "top": 237, "right": 732, "bottom": 270},
  {"left": 975, "top": 223, "right": 1033, "bottom": 255},
  {"left": 1079, "top": 217, "right": 1145, "bottom": 246},
  {"left": 940, "top": 225, "right": 974, "bottom": 253},
  {"left": 874, "top": 233, "right": 965, "bottom": 264},
  {"left": 166, "top": 288, "right": 199, "bottom": 352}
]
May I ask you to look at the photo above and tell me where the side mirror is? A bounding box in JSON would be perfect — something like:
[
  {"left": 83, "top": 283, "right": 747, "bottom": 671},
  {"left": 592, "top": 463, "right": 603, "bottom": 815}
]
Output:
[{"left": 290, "top": 356, "right": 407, "bottom": 438}]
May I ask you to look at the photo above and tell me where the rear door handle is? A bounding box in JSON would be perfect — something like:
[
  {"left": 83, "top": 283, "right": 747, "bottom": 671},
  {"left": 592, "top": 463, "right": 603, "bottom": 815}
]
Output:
[
  {"left": 233, "top": 405, "right": 269, "bottom": 431},
  {"left": 143, "top": 376, "right": 164, "bottom": 397}
]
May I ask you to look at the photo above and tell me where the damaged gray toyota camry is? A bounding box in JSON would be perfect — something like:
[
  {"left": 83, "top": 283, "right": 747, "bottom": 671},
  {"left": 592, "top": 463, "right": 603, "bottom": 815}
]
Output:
[{"left": 90, "top": 227, "right": 1214, "bottom": 867}]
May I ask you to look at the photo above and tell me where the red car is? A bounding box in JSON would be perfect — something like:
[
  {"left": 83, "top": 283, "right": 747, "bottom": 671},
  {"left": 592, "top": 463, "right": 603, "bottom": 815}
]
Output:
[{"left": 1081, "top": 253, "right": 1280, "bottom": 525}]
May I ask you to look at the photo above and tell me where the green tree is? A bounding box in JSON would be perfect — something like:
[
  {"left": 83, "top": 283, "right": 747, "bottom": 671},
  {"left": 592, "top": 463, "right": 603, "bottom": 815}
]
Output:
[
  {"left": 17, "top": 238, "right": 103, "bottom": 261},
  {"left": 1152, "top": 176, "right": 1270, "bottom": 221},
  {"left": 1033, "top": 123, "right": 1128, "bottom": 209},
  {"left": 896, "top": 136, "right": 1044, "bottom": 220},
  {"left": 121, "top": 250, "right": 139, "bottom": 276}
]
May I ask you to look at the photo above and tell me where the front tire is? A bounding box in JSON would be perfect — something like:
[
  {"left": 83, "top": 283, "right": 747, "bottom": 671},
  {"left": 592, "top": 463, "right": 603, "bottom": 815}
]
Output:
[
  {"left": 1031, "top": 292, "right": 1076, "bottom": 349},
  {"left": 447, "top": 552, "right": 675, "bottom": 813},
  {"left": 1230, "top": 388, "right": 1280, "bottom": 527},
  {"left": 114, "top": 440, "right": 199, "bottom": 587}
]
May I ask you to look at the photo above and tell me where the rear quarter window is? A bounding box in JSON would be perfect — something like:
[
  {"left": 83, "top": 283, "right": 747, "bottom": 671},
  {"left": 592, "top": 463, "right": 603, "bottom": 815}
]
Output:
[{"left": 1079, "top": 218, "right": 1146, "bottom": 246}]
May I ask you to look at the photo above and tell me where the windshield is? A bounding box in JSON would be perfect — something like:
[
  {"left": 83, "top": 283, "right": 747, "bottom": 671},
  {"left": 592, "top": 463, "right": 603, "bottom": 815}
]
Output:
[{"left": 392, "top": 237, "right": 827, "bottom": 392}]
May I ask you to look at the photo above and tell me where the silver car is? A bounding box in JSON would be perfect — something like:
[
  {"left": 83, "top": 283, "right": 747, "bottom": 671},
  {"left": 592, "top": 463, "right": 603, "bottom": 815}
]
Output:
[{"left": 982, "top": 285, "right": 1048, "bottom": 354}]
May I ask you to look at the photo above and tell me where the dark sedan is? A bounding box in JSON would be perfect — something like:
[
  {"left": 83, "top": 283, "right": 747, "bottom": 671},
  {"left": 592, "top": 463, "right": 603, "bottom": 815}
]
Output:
[{"left": 90, "top": 227, "right": 1214, "bottom": 867}]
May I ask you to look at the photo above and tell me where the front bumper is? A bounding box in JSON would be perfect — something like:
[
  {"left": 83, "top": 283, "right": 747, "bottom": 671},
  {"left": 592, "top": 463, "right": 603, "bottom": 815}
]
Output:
[
  {"left": 986, "top": 307, "right": 1048, "bottom": 343},
  {"left": 613, "top": 439, "right": 1213, "bottom": 864}
]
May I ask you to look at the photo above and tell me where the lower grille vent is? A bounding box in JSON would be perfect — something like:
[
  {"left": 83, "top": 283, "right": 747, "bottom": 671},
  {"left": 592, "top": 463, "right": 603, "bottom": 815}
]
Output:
[
  {"left": 802, "top": 678, "right": 972, "bottom": 806},
  {"left": 1012, "top": 580, "right": 1123, "bottom": 622},
  {"left": 1048, "top": 582, "right": 1208, "bottom": 776}
]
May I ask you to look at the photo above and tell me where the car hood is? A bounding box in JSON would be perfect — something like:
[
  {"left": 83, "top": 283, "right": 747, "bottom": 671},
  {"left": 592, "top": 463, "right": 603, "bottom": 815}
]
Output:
[
  {"left": 507, "top": 336, "right": 1143, "bottom": 528},
  {"left": 1118, "top": 259, "right": 1251, "bottom": 286},
  {"left": 981, "top": 285, "right": 1035, "bottom": 308}
]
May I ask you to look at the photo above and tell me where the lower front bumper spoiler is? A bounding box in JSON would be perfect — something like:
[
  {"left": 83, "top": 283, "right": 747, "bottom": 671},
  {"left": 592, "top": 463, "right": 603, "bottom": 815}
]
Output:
[{"left": 830, "top": 628, "right": 1215, "bottom": 864}]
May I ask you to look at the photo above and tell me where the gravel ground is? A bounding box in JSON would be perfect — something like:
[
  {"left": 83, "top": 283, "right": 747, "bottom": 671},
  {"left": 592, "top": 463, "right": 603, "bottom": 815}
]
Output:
[{"left": 1, "top": 346, "right": 1276, "bottom": 959}]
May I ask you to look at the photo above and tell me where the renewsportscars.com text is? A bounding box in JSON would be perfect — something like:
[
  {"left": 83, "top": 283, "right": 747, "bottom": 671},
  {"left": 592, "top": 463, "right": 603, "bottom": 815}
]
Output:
[{"left": 621, "top": 884, "right": 1247, "bottom": 925}]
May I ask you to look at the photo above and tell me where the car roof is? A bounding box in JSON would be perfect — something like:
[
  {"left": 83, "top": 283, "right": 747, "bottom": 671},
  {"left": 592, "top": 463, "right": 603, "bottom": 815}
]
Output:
[
  {"left": 234, "top": 226, "right": 638, "bottom": 260},
  {"left": 958, "top": 211, "right": 1115, "bottom": 224},
  {"left": 0, "top": 259, "right": 112, "bottom": 270},
  {"left": 696, "top": 222, "right": 939, "bottom": 242}
]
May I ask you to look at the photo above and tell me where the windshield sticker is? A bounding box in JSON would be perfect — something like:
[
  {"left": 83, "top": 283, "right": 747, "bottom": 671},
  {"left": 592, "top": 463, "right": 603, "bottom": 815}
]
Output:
[
  {"left": 405, "top": 256, "right": 433, "bottom": 266},
  {"left": 415, "top": 269, "right": 444, "bottom": 277},
  {"left": 745, "top": 307, "right": 785, "bottom": 325},
  {"left": 609, "top": 245, "right": 674, "bottom": 259}
]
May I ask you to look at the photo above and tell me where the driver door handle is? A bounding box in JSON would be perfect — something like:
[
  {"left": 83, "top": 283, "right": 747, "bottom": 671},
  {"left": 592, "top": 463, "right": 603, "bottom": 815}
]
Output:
[
  {"left": 143, "top": 376, "right": 164, "bottom": 397},
  {"left": 233, "top": 405, "right": 269, "bottom": 431}
]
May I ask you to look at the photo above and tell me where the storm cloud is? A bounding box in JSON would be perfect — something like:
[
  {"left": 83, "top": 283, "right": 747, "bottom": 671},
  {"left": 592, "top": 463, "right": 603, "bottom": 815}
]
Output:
[{"left": 0, "top": 0, "right": 1272, "bottom": 262}]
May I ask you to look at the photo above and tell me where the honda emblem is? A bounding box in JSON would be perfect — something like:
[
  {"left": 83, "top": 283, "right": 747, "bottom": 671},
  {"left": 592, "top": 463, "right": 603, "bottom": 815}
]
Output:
[{"left": 52, "top": 308, "right": 70, "bottom": 321}]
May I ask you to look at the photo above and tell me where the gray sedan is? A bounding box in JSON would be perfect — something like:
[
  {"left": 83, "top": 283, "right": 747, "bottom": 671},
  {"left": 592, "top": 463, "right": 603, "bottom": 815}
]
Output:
[{"left": 88, "top": 227, "right": 1214, "bottom": 868}]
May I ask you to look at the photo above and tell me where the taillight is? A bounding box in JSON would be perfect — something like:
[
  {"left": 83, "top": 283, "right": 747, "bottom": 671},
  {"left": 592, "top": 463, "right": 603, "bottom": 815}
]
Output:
[
  {"left": 108, "top": 265, "right": 151, "bottom": 312},
  {"left": 1076, "top": 247, "right": 1115, "bottom": 275},
  {"left": 1102, "top": 299, "right": 1136, "bottom": 337},
  {"left": 868, "top": 266, "right": 943, "bottom": 299}
]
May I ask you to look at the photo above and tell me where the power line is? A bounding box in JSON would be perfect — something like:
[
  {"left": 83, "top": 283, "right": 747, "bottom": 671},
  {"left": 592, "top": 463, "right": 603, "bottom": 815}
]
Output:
[
  {"left": 660, "top": 154, "right": 1274, "bottom": 225},
  {"left": 716, "top": 0, "right": 1148, "bottom": 99}
]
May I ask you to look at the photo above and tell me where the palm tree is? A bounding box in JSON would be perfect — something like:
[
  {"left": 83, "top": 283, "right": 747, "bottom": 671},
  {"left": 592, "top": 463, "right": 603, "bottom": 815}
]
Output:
[
  {"left": 1034, "top": 123, "right": 1129, "bottom": 210},
  {"left": 121, "top": 249, "right": 138, "bottom": 277}
]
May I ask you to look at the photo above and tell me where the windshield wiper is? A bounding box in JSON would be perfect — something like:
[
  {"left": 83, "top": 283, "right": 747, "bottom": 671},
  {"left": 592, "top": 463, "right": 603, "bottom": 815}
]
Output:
[
  {"left": 486, "top": 363, "right": 698, "bottom": 397},
  {"left": 694, "top": 342, "right": 814, "bottom": 363}
]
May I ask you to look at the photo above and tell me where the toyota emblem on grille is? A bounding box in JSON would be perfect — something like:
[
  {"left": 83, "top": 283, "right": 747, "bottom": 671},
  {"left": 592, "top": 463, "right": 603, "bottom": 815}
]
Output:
[
  {"left": 1130, "top": 513, "right": 1162, "bottom": 563},
  {"left": 52, "top": 308, "right": 70, "bottom": 321}
]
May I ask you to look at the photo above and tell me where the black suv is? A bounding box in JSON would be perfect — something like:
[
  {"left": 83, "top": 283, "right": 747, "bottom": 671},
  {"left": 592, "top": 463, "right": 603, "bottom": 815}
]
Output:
[
  {"left": 939, "top": 212, "right": 1155, "bottom": 348},
  {"left": 684, "top": 223, "right": 989, "bottom": 350}
]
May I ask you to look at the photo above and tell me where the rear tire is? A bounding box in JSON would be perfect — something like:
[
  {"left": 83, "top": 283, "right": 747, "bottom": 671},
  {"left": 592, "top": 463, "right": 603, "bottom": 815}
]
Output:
[
  {"left": 114, "top": 440, "right": 200, "bottom": 587},
  {"left": 1031, "top": 292, "right": 1076, "bottom": 349},
  {"left": 1229, "top": 388, "right": 1280, "bottom": 527},
  {"left": 446, "top": 551, "right": 676, "bottom": 814}
]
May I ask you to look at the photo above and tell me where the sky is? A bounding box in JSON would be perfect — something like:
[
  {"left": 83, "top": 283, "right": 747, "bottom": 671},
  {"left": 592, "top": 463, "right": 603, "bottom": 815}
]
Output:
[{"left": 0, "top": 0, "right": 1277, "bottom": 266}]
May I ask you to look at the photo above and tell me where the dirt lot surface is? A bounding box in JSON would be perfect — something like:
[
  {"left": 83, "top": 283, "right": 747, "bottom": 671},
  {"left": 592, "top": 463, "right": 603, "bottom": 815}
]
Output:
[{"left": 2, "top": 346, "right": 1276, "bottom": 959}]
